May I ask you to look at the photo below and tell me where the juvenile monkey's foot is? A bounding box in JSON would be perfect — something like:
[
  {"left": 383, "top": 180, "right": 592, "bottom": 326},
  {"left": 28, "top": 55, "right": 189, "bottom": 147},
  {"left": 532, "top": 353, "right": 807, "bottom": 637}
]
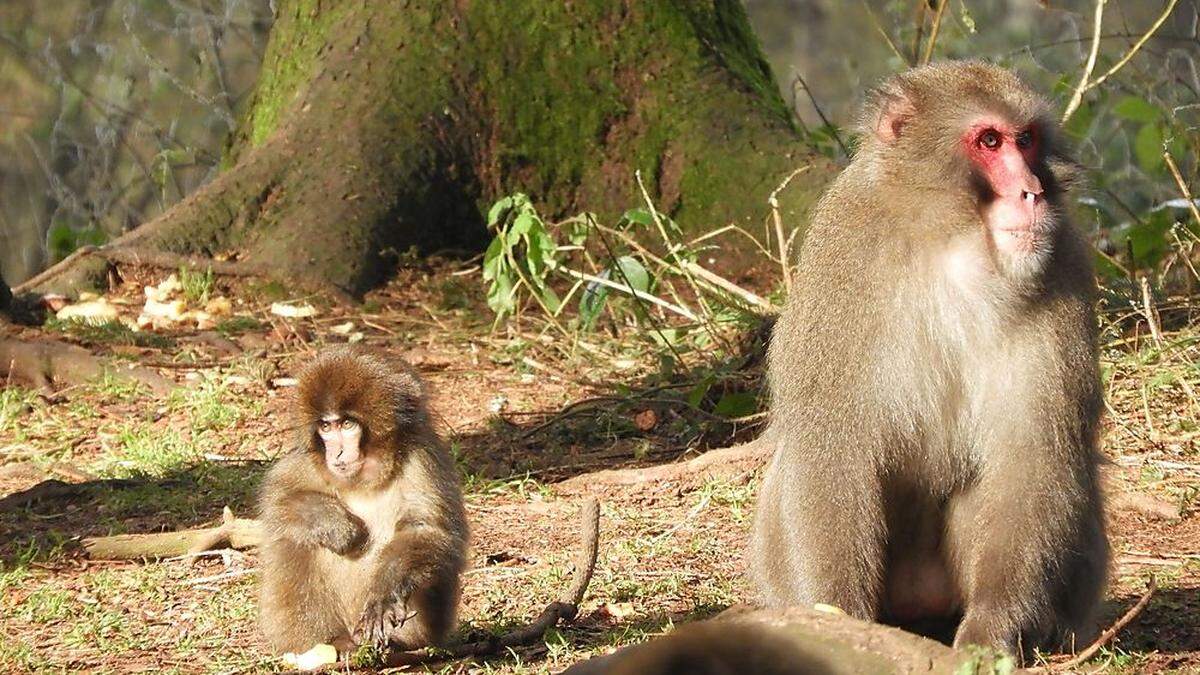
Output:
[{"left": 355, "top": 592, "right": 416, "bottom": 647}]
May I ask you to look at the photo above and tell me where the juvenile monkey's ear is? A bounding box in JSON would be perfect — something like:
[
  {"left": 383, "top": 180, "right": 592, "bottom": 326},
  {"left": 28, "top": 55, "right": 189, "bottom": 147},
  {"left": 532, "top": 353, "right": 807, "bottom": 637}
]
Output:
[{"left": 872, "top": 89, "right": 916, "bottom": 143}]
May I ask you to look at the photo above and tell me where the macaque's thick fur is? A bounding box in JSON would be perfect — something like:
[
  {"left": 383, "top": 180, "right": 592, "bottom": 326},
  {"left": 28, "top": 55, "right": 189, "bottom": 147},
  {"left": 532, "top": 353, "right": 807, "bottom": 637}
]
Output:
[
  {"left": 750, "top": 61, "right": 1107, "bottom": 656},
  {"left": 258, "top": 347, "right": 468, "bottom": 653}
]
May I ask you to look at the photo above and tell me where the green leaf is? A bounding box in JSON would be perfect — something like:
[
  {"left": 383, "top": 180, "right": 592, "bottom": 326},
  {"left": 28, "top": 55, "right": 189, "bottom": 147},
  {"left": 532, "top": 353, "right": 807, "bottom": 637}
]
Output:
[
  {"left": 713, "top": 392, "right": 758, "bottom": 418},
  {"left": 510, "top": 211, "right": 536, "bottom": 237},
  {"left": 687, "top": 377, "right": 714, "bottom": 408},
  {"left": 1134, "top": 124, "right": 1164, "bottom": 173},
  {"left": 1062, "top": 102, "right": 1095, "bottom": 139},
  {"left": 485, "top": 273, "right": 516, "bottom": 318},
  {"left": 487, "top": 196, "right": 514, "bottom": 227},
  {"left": 613, "top": 256, "right": 650, "bottom": 293},
  {"left": 482, "top": 236, "right": 506, "bottom": 281},
  {"left": 622, "top": 209, "right": 654, "bottom": 227},
  {"left": 565, "top": 219, "right": 590, "bottom": 246},
  {"left": 578, "top": 275, "right": 610, "bottom": 331},
  {"left": 538, "top": 284, "right": 562, "bottom": 314},
  {"left": 1112, "top": 96, "right": 1158, "bottom": 123}
]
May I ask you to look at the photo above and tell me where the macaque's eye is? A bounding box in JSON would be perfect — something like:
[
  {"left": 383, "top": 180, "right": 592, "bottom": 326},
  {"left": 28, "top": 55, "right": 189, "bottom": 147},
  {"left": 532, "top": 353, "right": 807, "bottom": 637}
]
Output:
[
  {"left": 978, "top": 129, "right": 1002, "bottom": 150},
  {"left": 318, "top": 420, "right": 334, "bottom": 433},
  {"left": 1015, "top": 129, "right": 1034, "bottom": 149},
  {"left": 341, "top": 418, "right": 359, "bottom": 431}
]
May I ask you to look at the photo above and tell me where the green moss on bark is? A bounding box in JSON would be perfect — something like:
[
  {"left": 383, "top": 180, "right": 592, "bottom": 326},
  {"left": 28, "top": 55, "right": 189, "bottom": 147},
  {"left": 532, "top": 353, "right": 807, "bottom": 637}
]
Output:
[{"left": 187, "top": 0, "right": 829, "bottom": 294}]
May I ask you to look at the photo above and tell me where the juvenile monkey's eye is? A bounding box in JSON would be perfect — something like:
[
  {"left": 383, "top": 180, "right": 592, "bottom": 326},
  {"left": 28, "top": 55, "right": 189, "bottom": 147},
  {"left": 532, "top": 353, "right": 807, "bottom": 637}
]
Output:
[
  {"left": 1015, "top": 129, "right": 1033, "bottom": 149},
  {"left": 318, "top": 420, "right": 334, "bottom": 432},
  {"left": 341, "top": 418, "right": 359, "bottom": 431},
  {"left": 978, "top": 129, "right": 1002, "bottom": 150}
]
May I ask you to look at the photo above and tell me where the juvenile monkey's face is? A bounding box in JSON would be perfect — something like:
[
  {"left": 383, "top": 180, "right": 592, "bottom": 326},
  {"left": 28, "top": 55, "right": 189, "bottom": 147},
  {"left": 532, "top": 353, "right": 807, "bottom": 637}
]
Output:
[
  {"left": 963, "top": 117, "right": 1055, "bottom": 274},
  {"left": 318, "top": 413, "right": 364, "bottom": 478}
]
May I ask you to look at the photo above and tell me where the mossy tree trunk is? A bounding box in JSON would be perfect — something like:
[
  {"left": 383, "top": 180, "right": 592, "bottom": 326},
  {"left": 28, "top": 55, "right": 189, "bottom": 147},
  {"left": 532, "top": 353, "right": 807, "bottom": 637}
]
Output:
[{"left": 39, "top": 0, "right": 828, "bottom": 296}]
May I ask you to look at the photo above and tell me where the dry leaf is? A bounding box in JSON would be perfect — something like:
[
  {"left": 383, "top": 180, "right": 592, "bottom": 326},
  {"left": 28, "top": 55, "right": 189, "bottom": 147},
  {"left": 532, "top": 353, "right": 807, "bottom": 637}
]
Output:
[
  {"left": 57, "top": 297, "right": 120, "bottom": 324},
  {"left": 270, "top": 302, "right": 318, "bottom": 318},
  {"left": 633, "top": 409, "right": 657, "bottom": 431}
]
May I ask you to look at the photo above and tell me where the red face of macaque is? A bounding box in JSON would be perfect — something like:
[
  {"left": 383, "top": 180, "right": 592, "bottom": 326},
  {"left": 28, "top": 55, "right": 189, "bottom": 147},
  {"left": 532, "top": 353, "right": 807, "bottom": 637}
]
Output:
[{"left": 964, "top": 119, "right": 1049, "bottom": 261}]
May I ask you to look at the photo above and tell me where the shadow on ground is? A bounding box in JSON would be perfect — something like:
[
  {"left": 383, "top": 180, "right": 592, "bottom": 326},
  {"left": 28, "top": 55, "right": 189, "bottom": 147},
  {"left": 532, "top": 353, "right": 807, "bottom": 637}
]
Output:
[{"left": 0, "top": 461, "right": 266, "bottom": 565}]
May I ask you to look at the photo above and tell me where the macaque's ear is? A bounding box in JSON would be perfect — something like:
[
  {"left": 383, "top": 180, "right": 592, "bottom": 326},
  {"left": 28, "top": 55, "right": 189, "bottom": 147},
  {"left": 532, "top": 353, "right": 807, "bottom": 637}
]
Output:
[{"left": 873, "top": 90, "right": 916, "bottom": 143}]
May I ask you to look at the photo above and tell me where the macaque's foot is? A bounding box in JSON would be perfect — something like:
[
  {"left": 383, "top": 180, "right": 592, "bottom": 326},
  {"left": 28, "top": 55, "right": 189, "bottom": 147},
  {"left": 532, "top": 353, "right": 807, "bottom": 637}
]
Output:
[{"left": 355, "top": 592, "right": 415, "bottom": 647}]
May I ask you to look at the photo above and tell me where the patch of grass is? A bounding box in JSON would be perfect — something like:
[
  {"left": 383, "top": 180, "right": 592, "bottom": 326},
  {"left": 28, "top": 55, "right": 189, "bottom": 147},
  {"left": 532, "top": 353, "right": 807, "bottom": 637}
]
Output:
[
  {"left": 178, "top": 265, "right": 215, "bottom": 303},
  {"left": 169, "top": 377, "right": 243, "bottom": 433},
  {"left": 94, "top": 425, "right": 198, "bottom": 479},
  {"left": 45, "top": 317, "right": 174, "bottom": 349},
  {"left": 0, "top": 387, "right": 36, "bottom": 437},
  {"left": 215, "top": 314, "right": 262, "bottom": 335}
]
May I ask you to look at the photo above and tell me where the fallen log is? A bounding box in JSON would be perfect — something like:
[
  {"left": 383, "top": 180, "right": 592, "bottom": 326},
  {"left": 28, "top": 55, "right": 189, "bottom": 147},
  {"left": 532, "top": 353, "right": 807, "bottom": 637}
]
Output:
[
  {"left": 0, "top": 337, "right": 173, "bottom": 395},
  {"left": 83, "top": 506, "right": 261, "bottom": 560}
]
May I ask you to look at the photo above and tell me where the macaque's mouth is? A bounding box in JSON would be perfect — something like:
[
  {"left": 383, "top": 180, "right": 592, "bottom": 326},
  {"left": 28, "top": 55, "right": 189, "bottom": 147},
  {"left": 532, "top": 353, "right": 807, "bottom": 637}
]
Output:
[{"left": 328, "top": 460, "right": 364, "bottom": 476}]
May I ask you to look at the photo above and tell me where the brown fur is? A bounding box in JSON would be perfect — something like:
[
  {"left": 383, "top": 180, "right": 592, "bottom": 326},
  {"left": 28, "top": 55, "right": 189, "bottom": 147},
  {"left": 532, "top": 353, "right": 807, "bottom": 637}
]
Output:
[
  {"left": 257, "top": 346, "right": 468, "bottom": 653},
  {"left": 563, "top": 621, "right": 836, "bottom": 675},
  {"left": 749, "top": 61, "right": 1107, "bottom": 657}
]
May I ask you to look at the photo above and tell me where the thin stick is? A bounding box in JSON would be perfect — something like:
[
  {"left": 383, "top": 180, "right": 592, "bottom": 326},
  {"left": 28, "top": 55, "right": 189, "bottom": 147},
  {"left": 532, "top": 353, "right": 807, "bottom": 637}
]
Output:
[
  {"left": 1085, "top": 0, "right": 1179, "bottom": 93},
  {"left": 398, "top": 498, "right": 601, "bottom": 663},
  {"left": 1056, "top": 576, "right": 1156, "bottom": 670},
  {"left": 791, "top": 73, "right": 849, "bottom": 157},
  {"left": 1140, "top": 276, "right": 1163, "bottom": 345},
  {"left": 859, "top": 0, "right": 907, "bottom": 65},
  {"left": 1062, "top": 0, "right": 1107, "bottom": 123},
  {"left": 559, "top": 268, "right": 698, "bottom": 322},
  {"left": 680, "top": 261, "right": 771, "bottom": 311},
  {"left": 919, "top": 0, "right": 949, "bottom": 65},
  {"left": 768, "top": 166, "right": 811, "bottom": 295},
  {"left": 1163, "top": 151, "right": 1200, "bottom": 228}
]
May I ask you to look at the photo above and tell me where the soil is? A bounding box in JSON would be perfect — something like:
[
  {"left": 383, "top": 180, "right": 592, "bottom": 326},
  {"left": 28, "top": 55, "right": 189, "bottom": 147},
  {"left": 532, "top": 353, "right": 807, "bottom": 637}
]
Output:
[{"left": 0, "top": 258, "right": 1196, "bottom": 673}]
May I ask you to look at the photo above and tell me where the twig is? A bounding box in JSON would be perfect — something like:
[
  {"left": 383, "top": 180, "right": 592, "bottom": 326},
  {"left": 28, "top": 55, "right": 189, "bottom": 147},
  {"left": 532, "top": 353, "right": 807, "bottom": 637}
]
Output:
[
  {"left": 919, "top": 0, "right": 949, "bottom": 65},
  {"left": 790, "top": 73, "right": 849, "bottom": 157},
  {"left": 859, "top": 0, "right": 907, "bottom": 65},
  {"left": 679, "top": 261, "right": 771, "bottom": 312},
  {"left": 1055, "top": 576, "right": 1156, "bottom": 670},
  {"left": 1062, "top": 0, "right": 1107, "bottom": 124},
  {"left": 1163, "top": 151, "right": 1200, "bottom": 229},
  {"left": 1140, "top": 276, "right": 1163, "bottom": 345},
  {"left": 559, "top": 268, "right": 698, "bottom": 322},
  {"left": 389, "top": 499, "right": 601, "bottom": 666},
  {"left": 767, "top": 166, "right": 811, "bottom": 295},
  {"left": 1063, "top": 0, "right": 1180, "bottom": 122},
  {"left": 1083, "top": 0, "right": 1179, "bottom": 94}
]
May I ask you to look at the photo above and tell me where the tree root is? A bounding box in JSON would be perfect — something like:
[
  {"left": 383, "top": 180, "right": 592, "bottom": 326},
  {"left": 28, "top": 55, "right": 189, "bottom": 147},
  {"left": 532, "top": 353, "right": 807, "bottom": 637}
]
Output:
[
  {"left": 13, "top": 246, "right": 268, "bottom": 296},
  {"left": 554, "top": 439, "right": 771, "bottom": 493},
  {"left": 0, "top": 337, "right": 173, "bottom": 395},
  {"left": 81, "top": 507, "right": 262, "bottom": 559}
]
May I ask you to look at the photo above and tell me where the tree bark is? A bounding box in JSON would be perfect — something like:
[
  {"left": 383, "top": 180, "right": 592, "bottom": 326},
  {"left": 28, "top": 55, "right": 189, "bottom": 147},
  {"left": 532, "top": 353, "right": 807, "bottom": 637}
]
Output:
[{"left": 29, "top": 0, "right": 828, "bottom": 296}]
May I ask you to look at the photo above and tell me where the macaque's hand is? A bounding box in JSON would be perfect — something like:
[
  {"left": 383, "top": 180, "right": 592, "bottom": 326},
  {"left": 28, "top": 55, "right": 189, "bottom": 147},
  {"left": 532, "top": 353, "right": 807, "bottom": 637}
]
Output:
[{"left": 355, "top": 587, "right": 416, "bottom": 647}]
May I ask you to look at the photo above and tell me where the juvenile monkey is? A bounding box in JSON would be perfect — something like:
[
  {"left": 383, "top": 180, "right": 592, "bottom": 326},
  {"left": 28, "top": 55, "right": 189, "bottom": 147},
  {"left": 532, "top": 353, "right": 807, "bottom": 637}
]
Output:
[
  {"left": 258, "top": 346, "right": 468, "bottom": 654},
  {"left": 750, "top": 62, "right": 1107, "bottom": 656}
]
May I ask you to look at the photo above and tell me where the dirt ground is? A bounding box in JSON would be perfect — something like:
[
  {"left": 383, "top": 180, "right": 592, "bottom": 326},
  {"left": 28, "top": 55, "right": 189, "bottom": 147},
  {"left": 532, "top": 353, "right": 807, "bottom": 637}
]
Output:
[{"left": 0, "top": 259, "right": 1196, "bottom": 674}]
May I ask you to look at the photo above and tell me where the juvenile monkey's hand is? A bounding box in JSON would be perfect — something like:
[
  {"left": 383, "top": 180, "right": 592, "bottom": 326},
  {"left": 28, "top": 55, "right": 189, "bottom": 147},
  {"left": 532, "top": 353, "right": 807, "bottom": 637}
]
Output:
[
  {"left": 315, "top": 509, "right": 368, "bottom": 555},
  {"left": 355, "top": 587, "right": 415, "bottom": 647}
]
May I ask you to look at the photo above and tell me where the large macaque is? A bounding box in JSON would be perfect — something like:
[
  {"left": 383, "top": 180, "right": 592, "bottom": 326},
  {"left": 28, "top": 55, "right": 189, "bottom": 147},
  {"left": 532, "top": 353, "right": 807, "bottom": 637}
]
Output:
[
  {"left": 258, "top": 346, "right": 468, "bottom": 654},
  {"left": 750, "top": 62, "right": 1108, "bottom": 656}
]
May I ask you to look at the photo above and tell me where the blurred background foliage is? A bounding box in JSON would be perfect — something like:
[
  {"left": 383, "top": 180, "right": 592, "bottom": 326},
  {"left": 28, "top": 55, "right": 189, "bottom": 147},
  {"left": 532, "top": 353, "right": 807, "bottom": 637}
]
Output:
[
  {"left": 0, "top": 0, "right": 271, "bottom": 282},
  {"left": 0, "top": 0, "right": 1196, "bottom": 298}
]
